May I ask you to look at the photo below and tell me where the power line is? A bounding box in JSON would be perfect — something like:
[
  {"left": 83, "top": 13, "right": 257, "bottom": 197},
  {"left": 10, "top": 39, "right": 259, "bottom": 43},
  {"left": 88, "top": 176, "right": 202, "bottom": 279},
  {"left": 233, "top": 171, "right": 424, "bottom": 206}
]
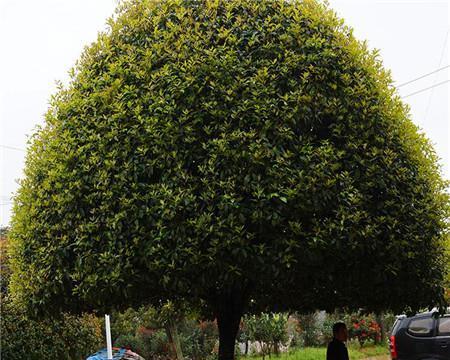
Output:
[
  {"left": 396, "top": 65, "right": 449, "bottom": 88},
  {"left": 401, "top": 79, "right": 450, "bottom": 98},
  {"left": 423, "top": 29, "right": 448, "bottom": 126},
  {"left": 0, "top": 145, "right": 25, "bottom": 152}
]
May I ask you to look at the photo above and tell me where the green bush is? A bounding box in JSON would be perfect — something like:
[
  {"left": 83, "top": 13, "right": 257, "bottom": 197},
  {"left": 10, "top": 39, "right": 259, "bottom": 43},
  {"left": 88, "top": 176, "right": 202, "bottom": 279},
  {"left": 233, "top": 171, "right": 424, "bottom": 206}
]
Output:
[
  {"left": 115, "top": 333, "right": 151, "bottom": 357},
  {"left": 295, "top": 313, "right": 322, "bottom": 347},
  {"left": 383, "top": 313, "right": 397, "bottom": 337},
  {"left": 150, "top": 329, "right": 172, "bottom": 357},
  {"left": 285, "top": 316, "right": 303, "bottom": 349},
  {"left": 111, "top": 306, "right": 159, "bottom": 341},
  {"left": 243, "top": 313, "right": 288, "bottom": 357},
  {"left": 110, "top": 306, "right": 168, "bottom": 359},
  {"left": 0, "top": 298, "right": 103, "bottom": 360},
  {"left": 1, "top": 229, "right": 103, "bottom": 360},
  {"left": 180, "top": 319, "right": 218, "bottom": 360},
  {"left": 114, "top": 327, "right": 171, "bottom": 360},
  {"left": 345, "top": 313, "right": 381, "bottom": 347}
]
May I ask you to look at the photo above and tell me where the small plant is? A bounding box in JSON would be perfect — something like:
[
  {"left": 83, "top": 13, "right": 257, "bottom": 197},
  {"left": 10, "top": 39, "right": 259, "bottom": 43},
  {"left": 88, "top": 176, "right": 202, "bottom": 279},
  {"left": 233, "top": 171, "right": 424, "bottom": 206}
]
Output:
[
  {"left": 296, "top": 313, "right": 321, "bottom": 347},
  {"left": 242, "top": 313, "right": 288, "bottom": 358},
  {"left": 348, "top": 315, "right": 381, "bottom": 347}
]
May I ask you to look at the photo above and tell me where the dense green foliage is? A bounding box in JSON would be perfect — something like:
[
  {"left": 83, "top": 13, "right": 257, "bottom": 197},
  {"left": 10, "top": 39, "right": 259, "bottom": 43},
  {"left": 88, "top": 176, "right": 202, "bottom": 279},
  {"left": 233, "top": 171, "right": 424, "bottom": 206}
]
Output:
[
  {"left": 0, "top": 299, "right": 103, "bottom": 360},
  {"left": 9, "top": 0, "right": 448, "bottom": 339},
  {"left": 1, "top": 227, "right": 104, "bottom": 360}
]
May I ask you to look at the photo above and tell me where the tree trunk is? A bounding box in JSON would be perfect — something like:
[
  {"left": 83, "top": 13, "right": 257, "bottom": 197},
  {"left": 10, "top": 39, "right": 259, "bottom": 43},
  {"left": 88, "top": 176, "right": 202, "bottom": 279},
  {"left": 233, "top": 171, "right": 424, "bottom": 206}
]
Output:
[
  {"left": 216, "top": 291, "right": 245, "bottom": 360},
  {"left": 165, "top": 318, "right": 183, "bottom": 360},
  {"left": 259, "top": 341, "right": 265, "bottom": 360},
  {"left": 273, "top": 341, "right": 279, "bottom": 356}
]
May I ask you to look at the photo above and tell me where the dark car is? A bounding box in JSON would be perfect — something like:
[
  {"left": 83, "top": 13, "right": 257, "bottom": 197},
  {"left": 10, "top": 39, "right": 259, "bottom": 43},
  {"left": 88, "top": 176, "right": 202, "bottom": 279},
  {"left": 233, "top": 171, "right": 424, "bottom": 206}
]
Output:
[{"left": 389, "top": 311, "right": 450, "bottom": 360}]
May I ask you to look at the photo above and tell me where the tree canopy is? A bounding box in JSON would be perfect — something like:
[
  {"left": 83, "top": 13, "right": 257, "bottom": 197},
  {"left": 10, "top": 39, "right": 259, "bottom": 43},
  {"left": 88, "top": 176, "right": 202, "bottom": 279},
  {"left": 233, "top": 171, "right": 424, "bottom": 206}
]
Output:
[{"left": 9, "top": 0, "right": 448, "bottom": 358}]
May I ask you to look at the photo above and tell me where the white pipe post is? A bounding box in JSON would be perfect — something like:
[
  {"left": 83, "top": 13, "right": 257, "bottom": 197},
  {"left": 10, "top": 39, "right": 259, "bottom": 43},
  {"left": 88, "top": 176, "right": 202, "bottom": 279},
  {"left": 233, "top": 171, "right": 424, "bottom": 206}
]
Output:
[{"left": 105, "top": 314, "right": 113, "bottom": 360}]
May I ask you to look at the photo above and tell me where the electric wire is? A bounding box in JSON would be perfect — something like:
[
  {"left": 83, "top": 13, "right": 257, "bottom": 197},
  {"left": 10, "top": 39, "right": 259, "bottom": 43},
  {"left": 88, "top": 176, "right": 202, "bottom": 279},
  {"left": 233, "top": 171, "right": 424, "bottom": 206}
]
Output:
[
  {"left": 401, "top": 79, "right": 449, "bottom": 98},
  {"left": 397, "top": 64, "right": 449, "bottom": 88},
  {"left": 0, "top": 145, "right": 25, "bottom": 152},
  {"left": 423, "top": 30, "right": 449, "bottom": 123}
]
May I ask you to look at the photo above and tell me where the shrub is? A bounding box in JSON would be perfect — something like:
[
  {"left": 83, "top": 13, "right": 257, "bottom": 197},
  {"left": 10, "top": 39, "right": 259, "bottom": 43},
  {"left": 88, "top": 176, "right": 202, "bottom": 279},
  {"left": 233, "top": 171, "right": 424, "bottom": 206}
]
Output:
[
  {"left": 295, "top": 313, "right": 322, "bottom": 347},
  {"left": 180, "top": 319, "right": 218, "bottom": 360},
  {"left": 318, "top": 311, "right": 343, "bottom": 346},
  {"left": 115, "top": 333, "right": 151, "bottom": 357},
  {"left": 347, "top": 314, "right": 381, "bottom": 347},
  {"left": 111, "top": 306, "right": 159, "bottom": 341},
  {"left": 243, "top": 313, "right": 288, "bottom": 357},
  {"left": 0, "top": 298, "right": 103, "bottom": 360},
  {"left": 384, "top": 312, "right": 397, "bottom": 337},
  {"left": 285, "top": 316, "right": 303, "bottom": 349}
]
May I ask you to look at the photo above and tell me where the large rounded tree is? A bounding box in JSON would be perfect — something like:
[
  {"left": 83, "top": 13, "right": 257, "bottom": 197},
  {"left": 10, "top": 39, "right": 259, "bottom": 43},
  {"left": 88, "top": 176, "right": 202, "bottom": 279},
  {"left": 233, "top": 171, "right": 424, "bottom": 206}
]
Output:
[{"left": 9, "top": 0, "right": 448, "bottom": 359}]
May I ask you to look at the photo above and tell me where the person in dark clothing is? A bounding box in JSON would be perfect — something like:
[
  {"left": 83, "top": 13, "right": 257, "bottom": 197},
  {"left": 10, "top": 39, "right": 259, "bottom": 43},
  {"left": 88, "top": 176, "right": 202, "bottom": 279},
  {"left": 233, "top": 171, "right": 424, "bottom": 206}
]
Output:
[{"left": 326, "top": 322, "right": 349, "bottom": 360}]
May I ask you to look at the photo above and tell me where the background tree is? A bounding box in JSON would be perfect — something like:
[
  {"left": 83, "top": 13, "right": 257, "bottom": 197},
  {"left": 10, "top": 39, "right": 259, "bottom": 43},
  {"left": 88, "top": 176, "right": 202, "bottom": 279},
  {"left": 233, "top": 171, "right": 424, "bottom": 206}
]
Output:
[
  {"left": 445, "top": 235, "right": 450, "bottom": 304},
  {"left": 1, "top": 226, "right": 10, "bottom": 295},
  {"left": 9, "top": 0, "right": 448, "bottom": 359}
]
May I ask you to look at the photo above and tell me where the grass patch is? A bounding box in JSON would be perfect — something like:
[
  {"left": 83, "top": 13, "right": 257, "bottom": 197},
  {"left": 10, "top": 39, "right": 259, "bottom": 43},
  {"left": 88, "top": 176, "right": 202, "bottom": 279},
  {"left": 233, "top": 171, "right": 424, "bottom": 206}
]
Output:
[
  {"left": 242, "top": 344, "right": 389, "bottom": 360},
  {"left": 349, "top": 345, "right": 389, "bottom": 358}
]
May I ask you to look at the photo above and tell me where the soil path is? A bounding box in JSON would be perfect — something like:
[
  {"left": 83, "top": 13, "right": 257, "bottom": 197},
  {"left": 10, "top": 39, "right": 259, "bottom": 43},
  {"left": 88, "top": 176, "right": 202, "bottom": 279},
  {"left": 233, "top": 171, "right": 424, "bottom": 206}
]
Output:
[{"left": 363, "top": 356, "right": 389, "bottom": 360}]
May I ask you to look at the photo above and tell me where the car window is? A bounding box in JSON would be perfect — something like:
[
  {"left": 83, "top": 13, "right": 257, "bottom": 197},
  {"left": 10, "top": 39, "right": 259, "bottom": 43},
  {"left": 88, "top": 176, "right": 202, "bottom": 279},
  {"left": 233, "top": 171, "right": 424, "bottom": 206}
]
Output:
[
  {"left": 391, "top": 317, "right": 404, "bottom": 335},
  {"left": 407, "top": 317, "right": 434, "bottom": 336},
  {"left": 437, "top": 316, "right": 450, "bottom": 336}
]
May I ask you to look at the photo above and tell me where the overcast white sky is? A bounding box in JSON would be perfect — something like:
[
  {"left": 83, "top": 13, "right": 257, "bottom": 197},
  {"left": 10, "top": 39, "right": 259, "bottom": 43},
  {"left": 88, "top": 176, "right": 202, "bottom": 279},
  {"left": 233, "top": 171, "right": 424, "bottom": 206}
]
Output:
[{"left": 0, "top": 0, "right": 449, "bottom": 227}]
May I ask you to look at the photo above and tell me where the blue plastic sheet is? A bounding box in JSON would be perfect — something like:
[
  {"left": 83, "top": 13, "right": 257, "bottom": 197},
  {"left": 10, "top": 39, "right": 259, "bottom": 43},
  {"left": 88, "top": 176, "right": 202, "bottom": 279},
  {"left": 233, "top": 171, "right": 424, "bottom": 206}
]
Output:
[{"left": 86, "top": 348, "right": 126, "bottom": 360}]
